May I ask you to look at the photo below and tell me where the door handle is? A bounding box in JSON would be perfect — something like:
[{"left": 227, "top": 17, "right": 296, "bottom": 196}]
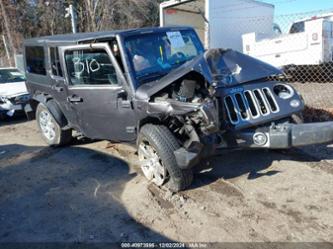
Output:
[
  {"left": 117, "top": 90, "right": 127, "bottom": 99},
  {"left": 117, "top": 90, "right": 131, "bottom": 108},
  {"left": 67, "top": 95, "right": 83, "bottom": 103}
]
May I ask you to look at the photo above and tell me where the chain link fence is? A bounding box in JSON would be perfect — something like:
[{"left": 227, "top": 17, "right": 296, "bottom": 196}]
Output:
[
  {"left": 240, "top": 9, "right": 333, "bottom": 81},
  {"left": 220, "top": 8, "right": 333, "bottom": 113},
  {"left": 276, "top": 10, "right": 333, "bottom": 114}
]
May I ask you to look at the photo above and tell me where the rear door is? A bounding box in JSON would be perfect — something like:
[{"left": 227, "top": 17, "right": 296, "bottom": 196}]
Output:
[
  {"left": 47, "top": 46, "right": 79, "bottom": 128},
  {"left": 59, "top": 43, "right": 137, "bottom": 141},
  {"left": 25, "top": 45, "right": 51, "bottom": 97}
]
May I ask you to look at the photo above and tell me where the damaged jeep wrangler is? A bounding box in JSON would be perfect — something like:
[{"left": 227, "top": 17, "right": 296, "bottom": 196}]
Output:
[{"left": 24, "top": 27, "right": 333, "bottom": 192}]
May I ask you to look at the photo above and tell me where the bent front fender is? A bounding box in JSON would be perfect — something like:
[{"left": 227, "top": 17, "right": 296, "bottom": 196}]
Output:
[{"left": 147, "top": 100, "right": 201, "bottom": 116}]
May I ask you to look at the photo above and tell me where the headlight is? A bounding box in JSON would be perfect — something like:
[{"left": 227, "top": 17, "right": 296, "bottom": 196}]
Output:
[
  {"left": 14, "top": 94, "right": 31, "bottom": 103},
  {"left": 0, "top": 96, "right": 7, "bottom": 104},
  {"left": 273, "top": 84, "right": 295, "bottom": 99}
]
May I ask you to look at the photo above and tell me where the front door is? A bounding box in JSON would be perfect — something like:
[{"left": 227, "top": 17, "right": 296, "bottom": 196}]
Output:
[{"left": 59, "top": 43, "right": 137, "bottom": 141}]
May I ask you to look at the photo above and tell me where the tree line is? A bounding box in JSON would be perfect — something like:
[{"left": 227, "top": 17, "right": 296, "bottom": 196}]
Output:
[{"left": 0, "top": 0, "right": 164, "bottom": 66}]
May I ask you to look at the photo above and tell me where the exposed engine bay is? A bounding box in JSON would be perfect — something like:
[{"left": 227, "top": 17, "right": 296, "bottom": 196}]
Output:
[{"left": 147, "top": 74, "right": 220, "bottom": 149}]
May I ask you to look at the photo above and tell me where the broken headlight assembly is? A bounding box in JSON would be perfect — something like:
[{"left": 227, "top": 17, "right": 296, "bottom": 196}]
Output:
[
  {"left": 0, "top": 96, "right": 7, "bottom": 104},
  {"left": 273, "top": 84, "right": 295, "bottom": 100},
  {"left": 273, "top": 83, "right": 302, "bottom": 108},
  {"left": 14, "top": 94, "right": 31, "bottom": 104}
]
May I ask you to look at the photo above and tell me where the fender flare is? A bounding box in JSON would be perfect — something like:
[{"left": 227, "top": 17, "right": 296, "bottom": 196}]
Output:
[
  {"left": 45, "top": 99, "right": 68, "bottom": 128},
  {"left": 34, "top": 93, "right": 68, "bottom": 128}
]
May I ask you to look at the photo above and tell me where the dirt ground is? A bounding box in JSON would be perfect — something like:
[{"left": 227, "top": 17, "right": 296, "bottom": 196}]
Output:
[
  {"left": 290, "top": 83, "right": 333, "bottom": 109},
  {"left": 0, "top": 117, "right": 333, "bottom": 243}
]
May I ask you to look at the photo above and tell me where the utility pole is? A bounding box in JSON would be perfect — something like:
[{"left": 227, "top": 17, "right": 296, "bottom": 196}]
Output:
[
  {"left": 0, "top": 0, "right": 15, "bottom": 66},
  {"left": 65, "top": 4, "right": 77, "bottom": 33},
  {"left": 2, "top": 35, "right": 11, "bottom": 64}
]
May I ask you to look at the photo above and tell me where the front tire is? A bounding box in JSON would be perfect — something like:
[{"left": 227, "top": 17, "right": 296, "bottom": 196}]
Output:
[
  {"left": 36, "top": 103, "right": 72, "bottom": 146},
  {"left": 137, "top": 124, "right": 193, "bottom": 192}
]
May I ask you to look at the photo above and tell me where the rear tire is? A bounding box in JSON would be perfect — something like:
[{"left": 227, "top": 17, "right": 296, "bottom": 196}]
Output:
[
  {"left": 138, "top": 124, "right": 193, "bottom": 192},
  {"left": 36, "top": 103, "right": 72, "bottom": 146}
]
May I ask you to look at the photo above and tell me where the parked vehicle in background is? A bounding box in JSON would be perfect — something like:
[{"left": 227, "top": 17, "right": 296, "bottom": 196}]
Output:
[
  {"left": 23, "top": 27, "right": 333, "bottom": 192},
  {"left": 0, "top": 68, "right": 30, "bottom": 119},
  {"left": 243, "top": 13, "right": 333, "bottom": 80},
  {"left": 160, "top": 0, "right": 275, "bottom": 51}
]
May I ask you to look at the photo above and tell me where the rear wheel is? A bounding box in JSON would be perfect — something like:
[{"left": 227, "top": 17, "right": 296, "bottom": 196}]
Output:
[
  {"left": 36, "top": 103, "right": 72, "bottom": 146},
  {"left": 138, "top": 124, "right": 193, "bottom": 192}
]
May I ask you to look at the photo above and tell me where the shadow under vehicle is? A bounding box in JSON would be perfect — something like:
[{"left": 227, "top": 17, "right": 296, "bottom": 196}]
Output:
[{"left": 23, "top": 27, "right": 333, "bottom": 192}]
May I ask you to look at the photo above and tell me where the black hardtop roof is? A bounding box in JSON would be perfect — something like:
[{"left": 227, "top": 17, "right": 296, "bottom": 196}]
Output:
[{"left": 24, "top": 26, "right": 193, "bottom": 45}]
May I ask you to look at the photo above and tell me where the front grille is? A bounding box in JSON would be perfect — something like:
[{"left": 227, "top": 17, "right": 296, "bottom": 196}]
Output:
[{"left": 224, "top": 88, "right": 279, "bottom": 125}]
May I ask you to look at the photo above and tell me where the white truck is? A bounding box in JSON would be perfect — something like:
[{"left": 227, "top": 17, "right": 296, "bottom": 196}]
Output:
[
  {"left": 160, "top": 0, "right": 275, "bottom": 51},
  {"left": 242, "top": 14, "right": 333, "bottom": 70}
]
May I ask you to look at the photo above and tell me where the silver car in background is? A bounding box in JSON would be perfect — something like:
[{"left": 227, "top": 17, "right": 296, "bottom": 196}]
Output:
[{"left": 0, "top": 68, "right": 30, "bottom": 119}]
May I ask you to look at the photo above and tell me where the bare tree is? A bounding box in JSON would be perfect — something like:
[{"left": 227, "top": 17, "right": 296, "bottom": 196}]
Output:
[
  {"left": 0, "top": 0, "right": 16, "bottom": 65},
  {"left": 0, "top": 0, "right": 164, "bottom": 66}
]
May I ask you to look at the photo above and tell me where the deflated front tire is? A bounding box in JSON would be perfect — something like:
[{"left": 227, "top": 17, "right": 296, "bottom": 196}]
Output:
[{"left": 138, "top": 124, "right": 193, "bottom": 192}]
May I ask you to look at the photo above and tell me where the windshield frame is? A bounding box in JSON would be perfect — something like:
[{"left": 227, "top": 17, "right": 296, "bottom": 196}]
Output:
[
  {"left": 0, "top": 68, "right": 26, "bottom": 84},
  {"left": 122, "top": 28, "right": 204, "bottom": 88}
]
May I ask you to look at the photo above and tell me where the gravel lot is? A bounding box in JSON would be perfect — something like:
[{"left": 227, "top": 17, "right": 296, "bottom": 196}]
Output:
[
  {"left": 0, "top": 117, "right": 333, "bottom": 243},
  {"left": 290, "top": 83, "right": 333, "bottom": 109}
]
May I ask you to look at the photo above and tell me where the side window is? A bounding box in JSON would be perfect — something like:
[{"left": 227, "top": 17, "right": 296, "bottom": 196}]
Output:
[
  {"left": 50, "top": 47, "right": 63, "bottom": 77},
  {"left": 65, "top": 49, "right": 118, "bottom": 86},
  {"left": 290, "top": 22, "right": 305, "bottom": 34},
  {"left": 25, "top": 46, "right": 46, "bottom": 75}
]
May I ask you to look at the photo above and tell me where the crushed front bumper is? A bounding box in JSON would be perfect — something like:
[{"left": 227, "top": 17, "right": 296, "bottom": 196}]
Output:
[
  {"left": 174, "top": 121, "right": 333, "bottom": 170},
  {"left": 235, "top": 121, "right": 333, "bottom": 149},
  {"left": 0, "top": 95, "right": 30, "bottom": 117},
  {"left": 0, "top": 102, "right": 25, "bottom": 116}
]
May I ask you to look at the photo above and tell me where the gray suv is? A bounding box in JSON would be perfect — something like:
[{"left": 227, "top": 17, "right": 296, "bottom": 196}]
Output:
[{"left": 23, "top": 27, "right": 333, "bottom": 192}]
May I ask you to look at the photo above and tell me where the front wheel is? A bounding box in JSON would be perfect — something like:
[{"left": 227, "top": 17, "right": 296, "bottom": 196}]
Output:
[
  {"left": 137, "top": 124, "right": 193, "bottom": 192},
  {"left": 36, "top": 103, "right": 72, "bottom": 146}
]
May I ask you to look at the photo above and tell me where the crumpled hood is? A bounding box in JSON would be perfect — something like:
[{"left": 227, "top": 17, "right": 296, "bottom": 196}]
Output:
[
  {"left": 0, "top": 82, "right": 28, "bottom": 98},
  {"left": 136, "top": 49, "right": 282, "bottom": 100},
  {"left": 205, "top": 49, "right": 282, "bottom": 86}
]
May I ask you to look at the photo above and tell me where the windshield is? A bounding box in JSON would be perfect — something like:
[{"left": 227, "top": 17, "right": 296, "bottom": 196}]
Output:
[
  {"left": 0, "top": 69, "right": 26, "bottom": 84},
  {"left": 124, "top": 30, "right": 204, "bottom": 87}
]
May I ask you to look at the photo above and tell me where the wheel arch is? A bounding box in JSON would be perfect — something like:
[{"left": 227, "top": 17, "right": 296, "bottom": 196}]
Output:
[
  {"left": 137, "top": 116, "right": 162, "bottom": 130},
  {"left": 45, "top": 99, "right": 69, "bottom": 128},
  {"left": 34, "top": 93, "right": 69, "bottom": 129}
]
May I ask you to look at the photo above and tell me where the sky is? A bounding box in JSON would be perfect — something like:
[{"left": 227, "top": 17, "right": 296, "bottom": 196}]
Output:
[
  {"left": 259, "top": 0, "right": 333, "bottom": 31},
  {"left": 262, "top": 0, "right": 333, "bottom": 15}
]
